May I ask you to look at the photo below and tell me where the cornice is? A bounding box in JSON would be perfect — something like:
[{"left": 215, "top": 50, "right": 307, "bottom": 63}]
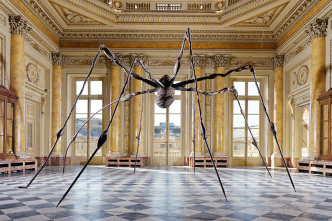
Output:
[
  {"left": 20, "top": 0, "right": 63, "bottom": 37},
  {"left": 274, "top": 0, "right": 320, "bottom": 41}
]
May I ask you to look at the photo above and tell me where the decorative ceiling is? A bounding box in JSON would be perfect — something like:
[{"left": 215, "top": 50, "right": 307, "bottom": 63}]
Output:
[{"left": 2, "top": 0, "right": 326, "bottom": 45}]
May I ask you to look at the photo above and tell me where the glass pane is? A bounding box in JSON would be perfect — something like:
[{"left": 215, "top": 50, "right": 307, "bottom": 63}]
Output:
[
  {"left": 0, "top": 100, "right": 4, "bottom": 117},
  {"left": 76, "top": 127, "right": 87, "bottom": 138},
  {"left": 76, "top": 100, "right": 88, "bottom": 114},
  {"left": 7, "top": 103, "right": 13, "bottom": 119},
  {"left": 76, "top": 81, "right": 88, "bottom": 95},
  {"left": 154, "top": 114, "right": 166, "bottom": 129},
  {"left": 248, "top": 100, "right": 259, "bottom": 114},
  {"left": 247, "top": 142, "right": 259, "bottom": 157},
  {"left": 91, "top": 81, "right": 102, "bottom": 95},
  {"left": 169, "top": 142, "right": 181, "bottom": 156},
  {"left": 76, "top": 114, "right": 88, "bottom": 128},
  {"left": 248, "top": 82, "right": 260, "bottom": 96},
  {"left": 233, "top": 142, "right": 245, "bottom": 157},
  {"left": 155, "top": 104, "right": 166, "bottom": 114},
  {"left": 233, "top": 82, "right": 245, "bottom": 96},
  {"left": 169, "top": 100, "right": 181, "bottom": 114},
  {"left": 154, "top": 142, "right": 166, "bottom": 156},
  {"left": 233, "top": 100, "right": 245, "bottom": 114},
  {"left": 0, "top": 118, "right": 3, "bottom": 135},
  {"left": 89, "top": 144, "right": 102, "bottom": 156},
  {"left": 248, "top": 128, "right": 259, "bottom": 141},
  {"left": 6, "top": 120, "right": 13, "bottom": 136},
  {"left": 233, "top": 115, "right": 245, "bottom": 128},
  {"left": 169, "top": 114, "right": 181, "bottom": 141},
  {"left": 6, "top": 137, "right": 12, "bottom": 153},
  {"left": 0, "top": 136, "right": 3, "bottom": 153},
  {"left": 233, "top": 129, "right": 245, "bottom": 142},
  {"left": 75, "top": 142, "right": 87, "bottom": 156},
  {"left": 169, "top": 114, "right": 181, "bottom": 127},
  {"left": 90, "top": 115, "right": 102, "bottom": 138},
  {"left": 90, "top": 100, "right": 103, "bottom": 114},
  {"left": 248, "top": 115, "right": 259, "bottom": 128}
]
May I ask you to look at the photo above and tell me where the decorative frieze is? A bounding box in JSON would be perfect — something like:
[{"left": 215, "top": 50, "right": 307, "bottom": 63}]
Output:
[
  {"left": 131, "top": 54, "right": 146, "bottom": 66},
  {"left": 230, "top": 58, "right": 271, "bottom": 68},
  {"left": 109, "top": 54, "right": 123, "bottom": 66},
  {"left": 8, "top": 15, "right": 31, "bottom": 37},
  {"left": 271, "top": 55, "right": 284, "bottom": 69},
  {"left": 148, "top": 59, "right": 189, "bottom": 67},
  {"left": 193, "top": 55, "right": 205, "bottom": 68},
  {"left": 65, "top": 58, "right": 107, "bottom": 66},
  {"left": 306, "top": 18, "right": 328, "bottom": 40},
  {"left": 285, "top": 38, "right": 311, "bottom": 63},
  {"left": 52, "top": 53, "right": 64, "bottom": 66},
  {"left": 213, "top": 55, "right": 229, "bottom": 68},
  {"left": 25, "top": 36, "right": 50, "bottom": 60}
]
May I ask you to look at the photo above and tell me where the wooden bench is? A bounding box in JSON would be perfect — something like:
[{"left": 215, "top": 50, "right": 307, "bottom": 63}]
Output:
[
  {"left": 297, "top": 160, "right": 332, "bottom": 176},
  {"left": 0, "top": 159, "right": 37, "bottom": 174},
  {"left": 188, "top": 157, "right": 229, "bottom": 168},
  {"left": 105, "top": 157, "right": 149, "bottom": 167}
]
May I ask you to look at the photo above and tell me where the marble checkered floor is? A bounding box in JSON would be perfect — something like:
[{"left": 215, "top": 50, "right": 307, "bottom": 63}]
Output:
[{"left": 1, "top": 166, "right": 332, "bottom": 221}]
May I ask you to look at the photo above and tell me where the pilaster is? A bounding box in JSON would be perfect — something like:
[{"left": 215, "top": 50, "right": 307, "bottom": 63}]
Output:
[
  {"left": 271, "top": 55, "right": 284, "bottom": 167},
  {"left": 213, "top": 55, "right": 229, "bottom": 156},
  {"left": 109, "top": 54, "right": 123, "bottom": 156},
  {"left": 306, "top": 19, "right": 328, "bottom": 159},
  {"left": 131, "top": 54, "right": 145, "bottom": 156},
  {"left": 51, "top": 53, "right": 64, "bottom": 164},
  {"left": 9, "top": 16, "right": 30, "bottom": 156},
  {"left": 192, "top": 55, "right": 205, "bottom": 155}
]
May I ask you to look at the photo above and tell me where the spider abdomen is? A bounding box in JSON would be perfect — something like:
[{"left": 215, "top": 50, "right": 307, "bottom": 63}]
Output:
[{"left": 155, "top": 87, "right": 175, "bottom": 108}]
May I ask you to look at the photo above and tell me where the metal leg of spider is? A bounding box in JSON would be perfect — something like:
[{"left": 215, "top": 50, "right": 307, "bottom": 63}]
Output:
[
  {"left": 186, "top": 28, "right": 228, "bottom": 201},
  {"left": 134, "top": 82, "right": 145, "bottom": 174},
  {"left": 173, "top": 47, "right": 295, "bottom": 191}
]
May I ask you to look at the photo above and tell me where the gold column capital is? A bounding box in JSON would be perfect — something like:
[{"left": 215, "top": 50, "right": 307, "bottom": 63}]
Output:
[
  {"left": 193, "top": 54, "right": 205, "bottom": 68},
  {"left": 306, "top": 18, "right": 328, "bottom": 40},
  {"left": 52, "top": 53, "right": 64, "bottom": 66},
  {"left": 271, "top": 55, "right": 284, "bottom": 69},
  {"left": 131, "top": 53, "right": 146, "bottom": 66},
  {"left": 213, "top": 55, "right": 229, "bottom": 68},
  {"left": 9, "top": 15, "right": 31, "bottom": 37}
]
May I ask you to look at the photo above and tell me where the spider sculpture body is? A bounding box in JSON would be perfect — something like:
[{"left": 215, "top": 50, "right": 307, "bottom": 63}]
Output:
[{"left": 19, "top": 28, "right": 296, "bottom": 207}]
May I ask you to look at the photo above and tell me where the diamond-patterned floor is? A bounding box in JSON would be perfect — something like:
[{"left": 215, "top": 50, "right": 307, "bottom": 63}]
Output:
[{"left": 0, "top": 166, "right": 332, "bottom": 220}]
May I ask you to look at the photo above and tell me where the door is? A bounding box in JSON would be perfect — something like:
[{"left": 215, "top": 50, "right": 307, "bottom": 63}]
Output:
[
  {"left": 300, "top": 105, "right": 309, "bottom": 159},
  {"left": 153, "top": 93, "right": 182, "bottom": 166},
  {"left": 232, "top": 80, "right": 262, "bottom": 166},
  {"left": 73, "top": 79, "right": 104, "bottom": 165}
]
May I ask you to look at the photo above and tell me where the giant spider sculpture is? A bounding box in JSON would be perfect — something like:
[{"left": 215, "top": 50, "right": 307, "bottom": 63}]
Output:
[{"left": 19, "top": 28, "right": 295, "bottom": 207}]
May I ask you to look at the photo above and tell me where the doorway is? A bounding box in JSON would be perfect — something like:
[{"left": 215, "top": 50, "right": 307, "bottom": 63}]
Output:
[
  {"left": 231, "top": 80, "right": 262, "bottom": 166},
  {"left": 152, "top": 91, "right": 183, "bottom": 166},
  {"left": 73, "top": 78, "right": 104, "bottom": 165}
]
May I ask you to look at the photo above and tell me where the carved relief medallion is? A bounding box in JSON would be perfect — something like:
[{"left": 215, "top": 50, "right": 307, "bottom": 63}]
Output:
[
  {"left": 296, "top": 65, "right": 309, "bottom": 85},
  {"left": 26, "top": 63, "right": 43, "bottom": 87}
]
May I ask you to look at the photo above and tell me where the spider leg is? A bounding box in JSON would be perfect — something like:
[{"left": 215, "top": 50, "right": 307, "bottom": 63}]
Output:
[
  {"left": 18, "top": 46, "right": 103, "bottom": 189},
  {"left": 230, "top": 87, "right": 272, "bottom": 178},
  {"left": 170, "top": 30, "right": 187, "bottom": 84},
  {"left": 134, "top": 82, "right": 145, "bottom": 174},
  {"left": 176, "top": 86, "right": 271, "bottom": 177},
  {"left": 62, "top": 88, "right": 158, "bottom": 174},
  {"left": 248, "top": 66, "right": 296, "bottom": 192},
  {"left": 57, "top": 57, "right": 138, "bottom": 207},
  {"left": 187, "top": 28, "right": 227, "bottom": 201}
]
